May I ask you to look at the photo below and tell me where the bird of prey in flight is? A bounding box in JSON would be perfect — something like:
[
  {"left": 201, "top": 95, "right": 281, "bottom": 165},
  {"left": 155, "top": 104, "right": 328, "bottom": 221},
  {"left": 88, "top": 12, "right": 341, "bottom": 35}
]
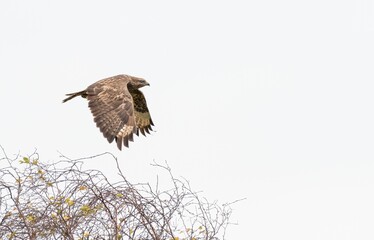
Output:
[{"left": 63, "top": 74, "right": 154, "bottom": 150}]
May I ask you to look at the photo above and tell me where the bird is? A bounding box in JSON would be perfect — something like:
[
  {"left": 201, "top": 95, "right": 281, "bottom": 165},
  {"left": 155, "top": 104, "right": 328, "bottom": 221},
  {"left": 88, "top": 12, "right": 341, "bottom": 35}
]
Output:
[{"left": 63, "top": 74, "right": 154, "bottom": 150}]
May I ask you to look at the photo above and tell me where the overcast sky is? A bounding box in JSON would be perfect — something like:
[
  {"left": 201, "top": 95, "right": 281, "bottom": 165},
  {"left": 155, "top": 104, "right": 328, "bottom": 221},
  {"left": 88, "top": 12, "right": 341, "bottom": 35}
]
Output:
[{"left": 1, "top": 1, "right": 374, "bottom": 239}]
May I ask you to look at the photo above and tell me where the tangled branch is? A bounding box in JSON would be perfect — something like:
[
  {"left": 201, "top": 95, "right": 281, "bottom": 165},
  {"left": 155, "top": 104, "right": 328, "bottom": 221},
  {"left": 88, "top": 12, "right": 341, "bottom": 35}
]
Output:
[{"left": 0, "top": 148, "right": 236, "bottom": 240}]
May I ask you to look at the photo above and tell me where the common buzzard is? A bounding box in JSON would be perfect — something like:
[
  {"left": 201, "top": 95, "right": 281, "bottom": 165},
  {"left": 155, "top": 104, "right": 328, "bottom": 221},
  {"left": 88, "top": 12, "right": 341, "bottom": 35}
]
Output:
[{"left": 63, "top": 74, "right": 154, "bottom": 150}]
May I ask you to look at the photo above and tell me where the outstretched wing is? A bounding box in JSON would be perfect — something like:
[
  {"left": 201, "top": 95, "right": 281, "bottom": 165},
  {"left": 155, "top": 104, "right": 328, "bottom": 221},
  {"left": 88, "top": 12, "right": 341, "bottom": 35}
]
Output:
[
  {"left": 86, "top": 75, "right": 137, "bottom": 150},
  {"left": 131, "top": 89, "right": 154, "bottom": 136}
]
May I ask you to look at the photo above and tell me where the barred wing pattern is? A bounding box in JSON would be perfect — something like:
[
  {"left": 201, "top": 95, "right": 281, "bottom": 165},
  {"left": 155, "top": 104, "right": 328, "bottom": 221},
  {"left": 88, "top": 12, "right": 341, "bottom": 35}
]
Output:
[{"left": 69, "top": 75, "right": 153, "bottom": 150}]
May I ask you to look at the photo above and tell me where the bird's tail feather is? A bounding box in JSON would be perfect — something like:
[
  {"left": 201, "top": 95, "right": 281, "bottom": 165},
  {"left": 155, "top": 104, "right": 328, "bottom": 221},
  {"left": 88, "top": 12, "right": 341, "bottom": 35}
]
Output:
[{"left": 62, "top": 90, "right": 86, "bottom": 103}]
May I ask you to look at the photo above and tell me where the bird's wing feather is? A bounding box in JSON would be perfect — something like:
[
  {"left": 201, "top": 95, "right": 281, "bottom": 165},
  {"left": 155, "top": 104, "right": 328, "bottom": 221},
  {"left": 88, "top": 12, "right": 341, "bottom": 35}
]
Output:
[
  {"left": 131, "top": 89, "right": 154, "bottom": 136},
  {"left": 86, "top": 76, "right": 136, "bottom": 150}
]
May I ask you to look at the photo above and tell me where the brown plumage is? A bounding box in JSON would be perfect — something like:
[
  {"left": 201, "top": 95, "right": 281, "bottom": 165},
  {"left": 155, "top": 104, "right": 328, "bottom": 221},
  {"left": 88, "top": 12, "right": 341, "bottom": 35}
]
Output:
[{"left": 63, "top": 74, "right": 154, "bottom": 150}]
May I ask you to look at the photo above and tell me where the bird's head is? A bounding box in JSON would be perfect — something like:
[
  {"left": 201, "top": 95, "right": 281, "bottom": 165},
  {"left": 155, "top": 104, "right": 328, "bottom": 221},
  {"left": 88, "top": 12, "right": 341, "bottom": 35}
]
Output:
[{"left": 130, "top": 76, "right": 150, "bottom": 89}]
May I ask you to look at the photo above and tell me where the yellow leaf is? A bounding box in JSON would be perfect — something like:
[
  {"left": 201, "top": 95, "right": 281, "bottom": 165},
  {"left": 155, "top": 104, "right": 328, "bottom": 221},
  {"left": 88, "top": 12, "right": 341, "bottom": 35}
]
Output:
[
  {"left": 26, "top": 214, "right": 35, "bottom": 223},
  {"left": 80, "top": 205, "right": 91, "bottom": 214},
  {"left": 116, "top": 193, "right": 123, "bottom": 198},
  {"left": 65, "top": 198, "right": 74, "bottom": 206},
  {"left": 32, "top": 159, "right": 38, "bottom": 165},
  {"left": 83, "top": 232, "right": 90, "bottom": 237},
  {"left": 63, "top": 215, "right": 70, "bottom": 221},
  {"left": 23, "top": 157, "right": 30, "bottom": 163},
  {"left": 79, "top": 185, "right": 87, "bottom": 191}
]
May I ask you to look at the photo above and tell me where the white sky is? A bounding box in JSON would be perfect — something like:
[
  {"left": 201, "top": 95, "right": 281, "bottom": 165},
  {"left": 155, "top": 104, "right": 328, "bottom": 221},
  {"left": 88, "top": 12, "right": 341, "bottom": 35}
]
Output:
[{"left": 1, "top": 1, "right": 374, "bottom": 239}]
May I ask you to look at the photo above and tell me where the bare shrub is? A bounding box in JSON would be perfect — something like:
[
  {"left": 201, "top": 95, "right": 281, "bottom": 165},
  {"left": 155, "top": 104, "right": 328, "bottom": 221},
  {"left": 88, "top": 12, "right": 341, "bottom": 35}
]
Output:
[{"left": 0, "top": 147, "right": 237, "bottom": 240}]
